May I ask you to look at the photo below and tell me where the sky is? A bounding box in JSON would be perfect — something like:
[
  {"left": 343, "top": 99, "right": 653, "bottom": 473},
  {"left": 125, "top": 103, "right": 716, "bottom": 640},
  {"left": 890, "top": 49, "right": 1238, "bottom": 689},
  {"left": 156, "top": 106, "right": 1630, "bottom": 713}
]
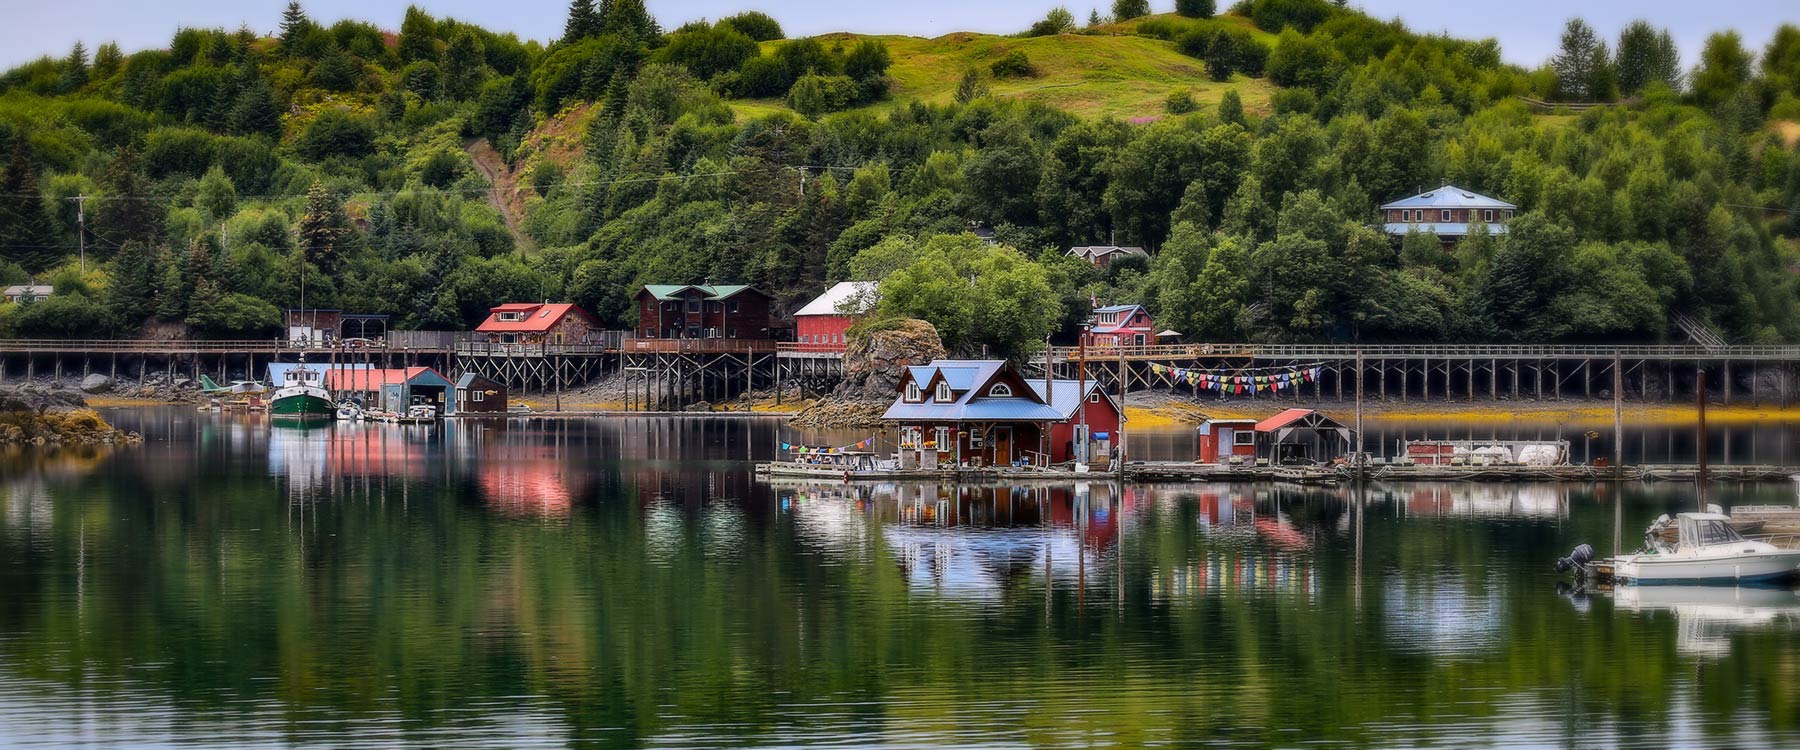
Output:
[{"left": 7, "top": 0, "right": 1800, "bottom": 71}]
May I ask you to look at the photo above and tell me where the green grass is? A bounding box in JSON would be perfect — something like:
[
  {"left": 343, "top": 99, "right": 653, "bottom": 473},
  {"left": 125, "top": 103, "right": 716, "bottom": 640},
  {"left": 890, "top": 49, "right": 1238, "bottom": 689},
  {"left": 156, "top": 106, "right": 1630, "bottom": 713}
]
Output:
[{"left": 730, "top": 19, "right": 1276, "bottom": 122}]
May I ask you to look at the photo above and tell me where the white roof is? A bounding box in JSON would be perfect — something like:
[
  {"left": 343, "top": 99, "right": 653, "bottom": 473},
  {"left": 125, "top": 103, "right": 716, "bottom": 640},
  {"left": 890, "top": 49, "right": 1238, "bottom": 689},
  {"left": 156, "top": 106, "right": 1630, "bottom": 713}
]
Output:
[
  {"left": 4, "top": 284, "right": 54, "bottom": 295},
  {"left": 794, "top": 281, "right": 879, "bottom": 317},
  {"left": 1380, "top": 185, "right": 1516, "bottom": 210}
]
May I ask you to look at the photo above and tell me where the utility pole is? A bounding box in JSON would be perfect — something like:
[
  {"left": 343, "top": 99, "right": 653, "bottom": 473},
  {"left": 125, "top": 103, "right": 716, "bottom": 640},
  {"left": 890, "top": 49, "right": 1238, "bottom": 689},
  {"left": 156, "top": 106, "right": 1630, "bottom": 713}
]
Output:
[{"left": 68, "top": 195, "right": 88, "bottom": 272}]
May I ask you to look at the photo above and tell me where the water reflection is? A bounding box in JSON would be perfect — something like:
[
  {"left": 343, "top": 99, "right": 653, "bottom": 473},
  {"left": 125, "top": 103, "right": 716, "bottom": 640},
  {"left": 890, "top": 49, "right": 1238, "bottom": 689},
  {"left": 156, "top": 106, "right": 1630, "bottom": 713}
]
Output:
[
  {"left": 1, "top": 408, "right": 1798, "bottom": 748},
  {"left": 1611, "top": 586, "right": 1800, "bottom": 659}
]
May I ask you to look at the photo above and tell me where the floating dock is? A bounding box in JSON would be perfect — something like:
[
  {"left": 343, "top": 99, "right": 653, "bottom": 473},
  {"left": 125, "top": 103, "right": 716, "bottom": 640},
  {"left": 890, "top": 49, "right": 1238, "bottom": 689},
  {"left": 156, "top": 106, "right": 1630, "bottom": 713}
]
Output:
[{"left": 756, "top": 460, "right": 1800, "bottom": 484}]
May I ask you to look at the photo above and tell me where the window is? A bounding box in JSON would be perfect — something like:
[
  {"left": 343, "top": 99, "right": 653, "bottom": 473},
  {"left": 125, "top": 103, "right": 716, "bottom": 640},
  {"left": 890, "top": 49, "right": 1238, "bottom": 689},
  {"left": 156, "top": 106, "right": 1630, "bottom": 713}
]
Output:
[
  {"left": 934, "top": 426, "right": 950, "bottom": 450},
  {"left": 1088, "top": 393, "right": 1100, "bottom": 403},
  {"left": 935, "top": 382, "right": 953, "bottom": 402},
  {"left": 1504, "top": 210, "right": 1514, "bottom": 219},
  {"left": 1441, "top": 209, "right": 1451, "bottom": 222},
  {"left": 687, "top": 299, "right": 701, "bottom": 312},
  {"left": 496, "top": 311, "right": 524, "bottom": 322},
  {"left": 1483, "top": 209, "right": 1494, "bottom": 222},
  {"left": 905, "top": 382, "right": 921, "bottom": 402},
  {"left": 472, "top": 390, "right": 485, "bottom": 402},
  {"left": 1234, "top": 429, "right": 1255, "bottom": 446},
  {"left": 989, "top": 383, "right": 1013, "bottom": 397},
  {"left": 800, "top": 335, "right": 810, "bottom": 343},
  {"left": 729, "top": 301, "right": 740, "bottom": 313}
]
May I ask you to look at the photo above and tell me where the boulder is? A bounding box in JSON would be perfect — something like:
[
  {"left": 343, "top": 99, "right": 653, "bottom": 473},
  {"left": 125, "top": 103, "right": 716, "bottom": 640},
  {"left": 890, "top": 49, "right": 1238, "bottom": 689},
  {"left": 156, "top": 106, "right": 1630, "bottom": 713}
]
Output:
[
  {"left": 0, "top": 385, "right": 87, "bottom": 414},
  {"left": 80, "top": 373, "right": 114, "bottom": 394},
  {"left": 793, "top": 318, "right": 946, "bottom": 428}
]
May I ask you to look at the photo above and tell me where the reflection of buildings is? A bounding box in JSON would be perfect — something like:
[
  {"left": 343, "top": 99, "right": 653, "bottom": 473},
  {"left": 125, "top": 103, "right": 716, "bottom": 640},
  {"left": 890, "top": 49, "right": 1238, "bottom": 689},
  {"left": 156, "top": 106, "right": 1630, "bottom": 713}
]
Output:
[
  {"left": 1391, "top": 483, "right": 1567, "bottom": 518},
  {"left": 1612, "top": 585, "right": 1800, "bottom": 658}
]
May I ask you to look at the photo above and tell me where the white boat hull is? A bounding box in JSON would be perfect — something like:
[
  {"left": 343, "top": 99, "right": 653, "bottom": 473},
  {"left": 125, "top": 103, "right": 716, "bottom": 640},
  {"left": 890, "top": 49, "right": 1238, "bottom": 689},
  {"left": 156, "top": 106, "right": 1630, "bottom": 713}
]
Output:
[{"left": 1613, "top": 550, "right": 1800, "bottom": 584}]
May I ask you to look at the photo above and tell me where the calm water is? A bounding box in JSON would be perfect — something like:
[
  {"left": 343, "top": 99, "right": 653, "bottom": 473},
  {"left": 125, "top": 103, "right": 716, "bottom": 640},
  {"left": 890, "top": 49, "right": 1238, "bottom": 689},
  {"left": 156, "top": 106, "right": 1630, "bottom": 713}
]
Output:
[{"left": 1, "top": 408, "right": 1798, "bottom": 748}]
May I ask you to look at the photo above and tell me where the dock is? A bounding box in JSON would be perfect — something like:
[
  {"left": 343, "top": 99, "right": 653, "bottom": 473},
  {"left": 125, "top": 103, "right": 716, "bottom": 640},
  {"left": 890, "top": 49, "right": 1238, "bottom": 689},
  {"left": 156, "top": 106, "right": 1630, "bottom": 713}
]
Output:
[{"left": 755, "top": 459, "right": 1800, "bottom": 485}]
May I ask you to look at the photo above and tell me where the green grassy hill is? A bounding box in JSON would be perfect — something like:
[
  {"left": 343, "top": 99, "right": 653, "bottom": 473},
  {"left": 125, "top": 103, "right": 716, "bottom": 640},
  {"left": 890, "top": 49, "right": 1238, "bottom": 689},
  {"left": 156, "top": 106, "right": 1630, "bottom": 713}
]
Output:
[{"left": 730, "top": 16, "right": 1276, "bottom": 121}]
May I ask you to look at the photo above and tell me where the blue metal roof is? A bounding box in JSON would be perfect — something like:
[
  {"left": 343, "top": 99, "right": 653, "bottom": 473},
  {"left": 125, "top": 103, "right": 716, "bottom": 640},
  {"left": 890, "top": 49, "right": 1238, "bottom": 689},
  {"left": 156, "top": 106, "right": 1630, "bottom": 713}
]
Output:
[
  {"left": 1379, "top": 185, "right": 1516, "bottom": 211},
  {"left": 1382, "top": 222, "right": 1510, "bottom": 237},
  {"left": 884, "top": 360, "right": 1109, "bottom": 423}
]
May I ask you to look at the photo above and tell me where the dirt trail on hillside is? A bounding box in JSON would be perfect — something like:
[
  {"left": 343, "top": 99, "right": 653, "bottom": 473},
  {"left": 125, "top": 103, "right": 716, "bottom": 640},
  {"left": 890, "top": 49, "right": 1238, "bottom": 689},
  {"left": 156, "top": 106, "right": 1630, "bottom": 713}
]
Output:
[{"left": 465, "top": 138, "right": 532, "bottom": 251}]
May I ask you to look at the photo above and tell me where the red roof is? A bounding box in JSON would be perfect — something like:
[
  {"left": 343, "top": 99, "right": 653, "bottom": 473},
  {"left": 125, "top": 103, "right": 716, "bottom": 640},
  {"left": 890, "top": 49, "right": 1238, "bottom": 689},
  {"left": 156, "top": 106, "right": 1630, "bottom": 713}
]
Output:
[
  {"left": 475, "top": 303, "right": 598, "bottom": 333},
  {"left": 1255, "top": 408, "right": 1319, "bottom": 433},
  {"left": 327, "top": 367, "right": 437, "bottom": 392}
]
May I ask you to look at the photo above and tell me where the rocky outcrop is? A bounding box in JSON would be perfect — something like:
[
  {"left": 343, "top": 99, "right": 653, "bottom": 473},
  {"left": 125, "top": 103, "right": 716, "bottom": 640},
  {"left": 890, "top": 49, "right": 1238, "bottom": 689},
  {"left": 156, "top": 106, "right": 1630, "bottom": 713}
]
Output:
[
  {"left": 792, "top": 319, "right": 946, "bottom": 428},
  {"left": 0, "top": 385, "right": 140, "bottom": 445}
]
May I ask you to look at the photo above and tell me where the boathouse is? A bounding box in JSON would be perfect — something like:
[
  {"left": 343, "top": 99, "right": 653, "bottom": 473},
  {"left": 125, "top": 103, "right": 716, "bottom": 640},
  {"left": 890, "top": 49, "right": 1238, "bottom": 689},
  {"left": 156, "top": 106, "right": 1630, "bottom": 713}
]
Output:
[
  {"left": 1255, "top": 408, "right": 1352, "bottom": 464},
  {"left": 1196, "top": 418, "right": 1259, "bottom": 463},
  {"left": 1380, "top": 185, "right": 1516, "bottom": 242},
  {"left": 1084, "top": 304, "right": 1155, "bottom": 348},
  {"left": 792, "top": 281, "right": 878, "bottom": 352},
  {"left": 634, "top": 284, "right": 773, "bottom": 340},
  {"left": 474, "top": 302, "right": 602, "bottom": 346},
  {"left": 327, "top": 366, "right": 456, "bottom": 415},
  {"left": 455, "top": 373, "right": 508, "bottom": 414},
  {"left": 882, "top": 360, "right": 1123, "bottom": 468}
]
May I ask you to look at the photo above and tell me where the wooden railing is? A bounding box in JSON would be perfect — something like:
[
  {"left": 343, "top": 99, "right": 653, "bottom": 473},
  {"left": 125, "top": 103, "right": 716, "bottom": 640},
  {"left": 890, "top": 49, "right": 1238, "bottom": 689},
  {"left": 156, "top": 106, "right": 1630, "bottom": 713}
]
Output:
[
  {"left": 621, "top": 338, "right": 776, "bottom": 354},
  {"left": 777, "top": 342, "right": 849, "bottom": 354},
  {"left": 1045, "top": 343, "right": 1800, "bottom": 362},
  {"left": 0, "top": 337, "right": 459, "bottom": 354}
]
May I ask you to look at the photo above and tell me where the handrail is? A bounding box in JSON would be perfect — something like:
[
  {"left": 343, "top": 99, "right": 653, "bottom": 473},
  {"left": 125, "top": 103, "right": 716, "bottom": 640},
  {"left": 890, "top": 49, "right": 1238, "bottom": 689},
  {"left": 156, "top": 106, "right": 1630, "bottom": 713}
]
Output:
[{"left": 1043, "top": 343, "right": 1800, "bottom": 361}]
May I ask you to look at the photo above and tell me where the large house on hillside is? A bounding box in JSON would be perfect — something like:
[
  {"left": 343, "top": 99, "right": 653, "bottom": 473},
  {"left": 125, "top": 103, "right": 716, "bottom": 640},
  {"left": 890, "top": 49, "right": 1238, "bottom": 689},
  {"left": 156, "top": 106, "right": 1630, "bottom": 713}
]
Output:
[
  {"left": 634, "top": 284, "right": 773, "bottom": 340},
  {"left": 1380, "top": 185, "right": 1516, "bottom": 242}
]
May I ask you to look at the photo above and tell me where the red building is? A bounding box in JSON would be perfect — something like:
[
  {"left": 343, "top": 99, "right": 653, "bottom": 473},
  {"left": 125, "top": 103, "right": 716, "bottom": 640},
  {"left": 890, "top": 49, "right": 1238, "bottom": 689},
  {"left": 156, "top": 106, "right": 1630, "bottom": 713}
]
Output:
[
  {"left": 882, "top": 360, "right": 1124, "bottom": 467},
  {"left": 1196, "top": 418, "right": 1259, "bottom": 463},
  {"left": 1084, "top": 304, "right": 1155, "bottom": 347},
  {"left": 793, "top": 281, "right": 878, "bottom": 352},
  {"left": 634, "top": 284, "right": 773, "bottom": 339},
  {"left": 474, "top": 302, "right": 602, "bottom": 345}
]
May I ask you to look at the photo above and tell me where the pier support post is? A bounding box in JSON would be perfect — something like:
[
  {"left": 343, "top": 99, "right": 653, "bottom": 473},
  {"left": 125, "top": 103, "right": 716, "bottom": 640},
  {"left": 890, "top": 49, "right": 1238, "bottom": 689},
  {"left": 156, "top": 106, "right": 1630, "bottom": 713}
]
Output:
[{"left": 1724, "top": 361, "right": 1732, "bottom": 405}]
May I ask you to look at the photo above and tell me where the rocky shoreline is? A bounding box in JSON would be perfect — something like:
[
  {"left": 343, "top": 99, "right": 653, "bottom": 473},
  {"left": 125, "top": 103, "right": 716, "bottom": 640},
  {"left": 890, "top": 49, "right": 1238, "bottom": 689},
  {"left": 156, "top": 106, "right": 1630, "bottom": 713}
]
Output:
[
  {"left": 0, "top": 385, "right": 143, "bottom": 446},
  {"left": 790, "top": 319, "right": 946, "bottom": 429}
]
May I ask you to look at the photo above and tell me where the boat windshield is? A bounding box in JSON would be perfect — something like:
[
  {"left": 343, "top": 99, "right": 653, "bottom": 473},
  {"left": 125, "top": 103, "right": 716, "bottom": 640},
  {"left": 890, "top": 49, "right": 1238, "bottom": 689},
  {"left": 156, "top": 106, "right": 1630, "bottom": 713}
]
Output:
[{"left": 1689, "top": 519, "right": 1745, "bottom": 546}]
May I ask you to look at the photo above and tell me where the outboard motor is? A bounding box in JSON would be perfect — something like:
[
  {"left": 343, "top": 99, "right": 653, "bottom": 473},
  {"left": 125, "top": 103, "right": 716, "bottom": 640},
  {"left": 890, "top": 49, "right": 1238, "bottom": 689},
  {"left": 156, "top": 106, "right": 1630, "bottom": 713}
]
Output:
[{"left": 1555, "top": 543, "right": 1595, "bottom": 575}]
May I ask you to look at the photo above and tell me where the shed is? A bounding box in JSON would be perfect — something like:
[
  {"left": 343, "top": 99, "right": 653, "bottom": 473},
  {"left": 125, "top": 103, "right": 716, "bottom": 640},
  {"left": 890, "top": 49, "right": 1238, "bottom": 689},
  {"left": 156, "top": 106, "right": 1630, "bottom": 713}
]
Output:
[
  {"left": 456, "top": 373, "right": 508, "bottom": 414},
  {"left": 326, "top": 366, "right": 454, "bottom": 415},
  {"left": 1197, "top": 418, "right": 1260, "bottom": 464},
  {"left": 1255, "top": 409, "right": 1352, "bottom": 464}
]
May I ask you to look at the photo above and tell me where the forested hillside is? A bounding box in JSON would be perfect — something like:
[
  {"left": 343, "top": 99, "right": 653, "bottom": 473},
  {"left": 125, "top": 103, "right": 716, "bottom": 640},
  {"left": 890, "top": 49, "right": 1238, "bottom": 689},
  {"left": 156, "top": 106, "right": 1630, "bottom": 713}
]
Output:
[{"left": 3, "top": 0, "right": 1800, "bottom": 356}]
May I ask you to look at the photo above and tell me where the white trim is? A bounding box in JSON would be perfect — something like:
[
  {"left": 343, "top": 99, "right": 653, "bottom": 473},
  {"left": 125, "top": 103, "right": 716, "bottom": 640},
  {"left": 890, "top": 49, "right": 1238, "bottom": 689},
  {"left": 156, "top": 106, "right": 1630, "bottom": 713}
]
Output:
[{"left": 989, "top": 383, "right": 1013, "bottom": 397}]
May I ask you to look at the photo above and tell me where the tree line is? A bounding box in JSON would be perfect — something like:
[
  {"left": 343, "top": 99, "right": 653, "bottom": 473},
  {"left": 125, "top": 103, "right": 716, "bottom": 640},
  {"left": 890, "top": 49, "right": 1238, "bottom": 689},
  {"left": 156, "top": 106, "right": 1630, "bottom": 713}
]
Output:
[{"left": 2, "top": 1, "right": 1799, "bottom": 358}]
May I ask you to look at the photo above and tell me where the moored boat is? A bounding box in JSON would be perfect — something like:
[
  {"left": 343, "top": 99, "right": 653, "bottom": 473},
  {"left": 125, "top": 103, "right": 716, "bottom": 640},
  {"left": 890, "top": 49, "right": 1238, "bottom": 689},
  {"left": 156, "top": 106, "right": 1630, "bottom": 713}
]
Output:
[
  {"left": 1611, "top": 513, "right": 1800, "bottom": 585},
  {"left": 269, "top": 364, "right": 333, "bottom": 420}
]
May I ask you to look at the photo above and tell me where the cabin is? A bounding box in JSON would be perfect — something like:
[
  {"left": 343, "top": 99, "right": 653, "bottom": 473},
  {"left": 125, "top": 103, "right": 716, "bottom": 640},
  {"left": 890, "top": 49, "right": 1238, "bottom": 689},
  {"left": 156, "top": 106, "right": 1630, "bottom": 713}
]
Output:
[
  {"left": 1196, "top": 418, "right": 1260, "bottom": 464},
  {"left": 455, "top": 373, "right": 509, "bottom": 414},
  {"left": 1066, "top": 245, "right": 1149, "bottom": 268},
  {"left": 1256, "top": 409, "right": 1352, "bottom": 464},
  {"left": 2, "top": 284, "right": 53, "bottom": 304},
  {"left": 1084, "top": 304, "right": 1155, "bottom": 347},
  {"left": 634, "top": 284, "right": 774, "bottom": 340},
  {"left": 1380, "top": 185, "right": 1516, "bottom": 242},
  {"left": 793, "top": 281, "right": 878, "bottom": 351},
  {"left": 882, "top": 360, "right": 1124, "bottom": 468},
  {"left": 327, "top": 367, "right": 456, "bottom": 415},
  {"left": 474, "top": 302, "right": 601, "bottom": 346}
]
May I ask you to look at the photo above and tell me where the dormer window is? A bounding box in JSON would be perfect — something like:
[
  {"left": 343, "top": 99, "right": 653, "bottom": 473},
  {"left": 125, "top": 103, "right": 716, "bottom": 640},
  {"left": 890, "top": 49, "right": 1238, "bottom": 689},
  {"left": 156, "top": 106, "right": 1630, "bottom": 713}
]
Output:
[
  {"left": 905, "top": 382, "right": 921, "bottom": 402},
  {"left": 496, "top": 311, "right": 526, "bottom": 322},
  {"left": 989, "top": 383, "right": 1012, "bottom": 397},
  {"left": 935, "top": 382, "right": 953, "bottom": 402}
]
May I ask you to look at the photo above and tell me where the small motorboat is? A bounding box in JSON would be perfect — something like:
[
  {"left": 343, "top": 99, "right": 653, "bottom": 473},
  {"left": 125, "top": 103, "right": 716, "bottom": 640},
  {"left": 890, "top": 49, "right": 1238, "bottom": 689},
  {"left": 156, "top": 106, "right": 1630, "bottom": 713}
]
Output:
[
  {"left": 334, "top": 402, "right": 362, "bottom": 421},
  {"left": 1611, "top": 513, "right": 1800, "bottom": 585}
]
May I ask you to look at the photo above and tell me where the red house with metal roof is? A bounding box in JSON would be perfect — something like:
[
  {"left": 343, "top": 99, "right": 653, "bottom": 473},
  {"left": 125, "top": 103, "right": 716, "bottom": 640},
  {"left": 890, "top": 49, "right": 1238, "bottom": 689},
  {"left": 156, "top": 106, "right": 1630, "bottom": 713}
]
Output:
[
  {"left": 474, "top": 302, "right": 602, "bottom": 345},
  {"left": 1083, "top": 304, "right": 1155, "bottom": 347},
  {"left": 882, "top": 360, "right": 1123, "bottom": 468}
]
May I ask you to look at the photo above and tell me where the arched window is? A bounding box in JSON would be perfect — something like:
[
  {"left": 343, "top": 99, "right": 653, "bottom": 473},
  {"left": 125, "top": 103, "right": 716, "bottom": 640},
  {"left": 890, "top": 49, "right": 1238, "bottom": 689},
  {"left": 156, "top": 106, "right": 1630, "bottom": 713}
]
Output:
[{"left": 989, "top": 383, "right": 1013, "bottom": 397}]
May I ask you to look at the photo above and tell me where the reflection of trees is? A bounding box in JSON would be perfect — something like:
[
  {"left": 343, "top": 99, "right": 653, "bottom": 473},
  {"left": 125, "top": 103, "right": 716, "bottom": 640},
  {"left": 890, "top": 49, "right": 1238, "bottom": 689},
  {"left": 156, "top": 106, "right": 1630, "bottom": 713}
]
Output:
[{"left": 0, "top": 466, "right": 1796, "bottom": 747}]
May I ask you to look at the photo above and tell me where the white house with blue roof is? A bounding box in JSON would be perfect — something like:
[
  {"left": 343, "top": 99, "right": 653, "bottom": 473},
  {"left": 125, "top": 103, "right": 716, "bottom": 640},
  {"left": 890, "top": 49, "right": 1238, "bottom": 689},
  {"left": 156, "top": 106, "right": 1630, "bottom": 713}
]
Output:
[
  {"left": 882, "top": 360, "right": 1124, "bottom": 468},
  {"left": 1380, "top": 184, "right": 1516, "bottom": 241}
]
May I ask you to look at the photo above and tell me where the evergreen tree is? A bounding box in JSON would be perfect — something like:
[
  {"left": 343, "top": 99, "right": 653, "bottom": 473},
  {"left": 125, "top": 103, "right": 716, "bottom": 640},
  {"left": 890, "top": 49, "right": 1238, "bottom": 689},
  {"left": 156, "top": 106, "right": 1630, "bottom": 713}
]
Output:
[
  {"left": 92, "top": 42, "right": 123, "bottom": 82},
  {"left": 0, "top": 141, "right": 62, "bottom": 272},
  {"left": 298, "top": 180, "right": 349, "bottom": 277},
  {"left": 107, "top": 240, "right": 157, "bottom": 328},
  {"left": 1218, "top": 88, "right": 1246, "bottom": 126},
  {"left": 563, "top": 0, "right": 601, "bottom": 44},
  {"left": 278, "top": 2, "right": 311, "bottom": 58},
  {"left": 228, "top": 77, "right": 283, "bottom": 138},
  {"left": 443, "top": 29, "right": 486, "bottom": 100},
  {"left": 1088, "top": 9, "right": 1104, "bottom": 28},
  {"left": 1691, "top": 31, "right": 1753, "bottom": 109},
  {"left": 1551, "top": 18, "right": 1601, "bottom": 101},
  {"left": 1616, "top": 20, "right": 1681, "bottom": 96},
  {"left": 601, "top": 0, "right": 659, "bottom": 43},
  {"left": 398, "top": 7, "right": 439, "bottom": 63},
  {"left": 954, "top": 69, "right": 989, "bottom": 104},
  {"left": 60, "top": 42, "right": 90, "bottom": 93},
  {"left": 1171, "top": 180, "right": 1211, "bottom": 230}
]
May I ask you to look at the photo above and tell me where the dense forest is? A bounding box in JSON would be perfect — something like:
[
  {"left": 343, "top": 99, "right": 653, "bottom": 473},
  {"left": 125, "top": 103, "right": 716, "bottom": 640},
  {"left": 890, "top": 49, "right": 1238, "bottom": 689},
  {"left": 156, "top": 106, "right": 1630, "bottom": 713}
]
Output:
[{"left": 3, "top": 0, "right": 1800, "bottom": 356}]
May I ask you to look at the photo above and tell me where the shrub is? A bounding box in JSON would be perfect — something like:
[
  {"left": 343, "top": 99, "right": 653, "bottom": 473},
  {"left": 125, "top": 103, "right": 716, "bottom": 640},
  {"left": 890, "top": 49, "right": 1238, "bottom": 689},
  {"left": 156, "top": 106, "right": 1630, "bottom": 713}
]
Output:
[
  {"left": 720, "top": 11, "right": 784, "bottom": 41},
  {"left": 297, "top": 109, "right": 377, "bottom": 161},
  {"left": 530, "top": 162, "right": 564, "bottom": 196},
  {"left": 1027, "top": 7, "right": 1078, "bottom": 37},
  {"left": 142, "top": 127, "right": 216, "bottom": 179},
  {"left": 990, "top": 50, "right": 1036, "bottom": 79},
  {"left": 1165, "top": 89, "right": 1199, "bottom": 114},
  {"left": 11, "top": 292, "right": 106, "bottom": 336},
  {"left": 1112, "top": 0, "right": 1151, "bottom": 22},
  {"left": 787, "top": 73, "right": 859, "bottom": 117},
  {"left": 419, "top": 150, "right": 463, "bottom": 188}
]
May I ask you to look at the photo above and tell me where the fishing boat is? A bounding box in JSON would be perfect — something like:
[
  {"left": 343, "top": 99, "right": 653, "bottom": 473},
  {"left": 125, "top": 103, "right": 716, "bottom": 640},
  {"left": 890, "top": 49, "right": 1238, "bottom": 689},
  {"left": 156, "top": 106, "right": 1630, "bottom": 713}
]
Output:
[
  {"left": 1611, "top": 513, "right": 1800, "bottom": 585},
  {"left": 269, "top": 364, "right": 334, "bottom": 419}
]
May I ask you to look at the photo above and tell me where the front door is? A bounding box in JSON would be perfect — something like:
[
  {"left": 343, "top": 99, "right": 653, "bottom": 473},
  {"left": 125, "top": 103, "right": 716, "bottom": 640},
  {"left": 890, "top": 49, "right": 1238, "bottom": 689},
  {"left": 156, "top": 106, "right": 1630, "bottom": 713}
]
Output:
[{"left": 993, "top": 427, "right": 1012, "bottom": 466}]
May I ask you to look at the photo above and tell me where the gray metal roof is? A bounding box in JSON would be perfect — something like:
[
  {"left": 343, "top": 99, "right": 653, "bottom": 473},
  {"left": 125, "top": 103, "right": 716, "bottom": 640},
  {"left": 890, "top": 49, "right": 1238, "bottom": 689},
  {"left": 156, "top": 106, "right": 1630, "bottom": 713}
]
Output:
[
  {"left": 1382, "top": 222, "right": 1510, "bottom": 237},
  {"left": 1380, "top": 185, "right": 1516, "bottom": 210}
]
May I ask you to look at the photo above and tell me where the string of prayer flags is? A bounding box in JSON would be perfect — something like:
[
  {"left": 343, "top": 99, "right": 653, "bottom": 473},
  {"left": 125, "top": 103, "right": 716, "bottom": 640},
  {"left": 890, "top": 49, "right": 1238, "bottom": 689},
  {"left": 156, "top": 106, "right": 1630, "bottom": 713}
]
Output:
[
  {"left": 1147, "top": 363, "right": 1323, "bottom": 393},
  {"left": 782, "top": 436, "right": 877, "bottom": 455}
]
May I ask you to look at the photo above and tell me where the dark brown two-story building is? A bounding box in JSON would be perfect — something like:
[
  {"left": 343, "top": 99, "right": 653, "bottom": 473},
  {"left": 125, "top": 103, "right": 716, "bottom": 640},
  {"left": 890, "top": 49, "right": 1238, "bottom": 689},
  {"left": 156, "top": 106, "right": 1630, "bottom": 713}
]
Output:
[{"left": 634, "top": 284, "right": 774, "bottom": 339}]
